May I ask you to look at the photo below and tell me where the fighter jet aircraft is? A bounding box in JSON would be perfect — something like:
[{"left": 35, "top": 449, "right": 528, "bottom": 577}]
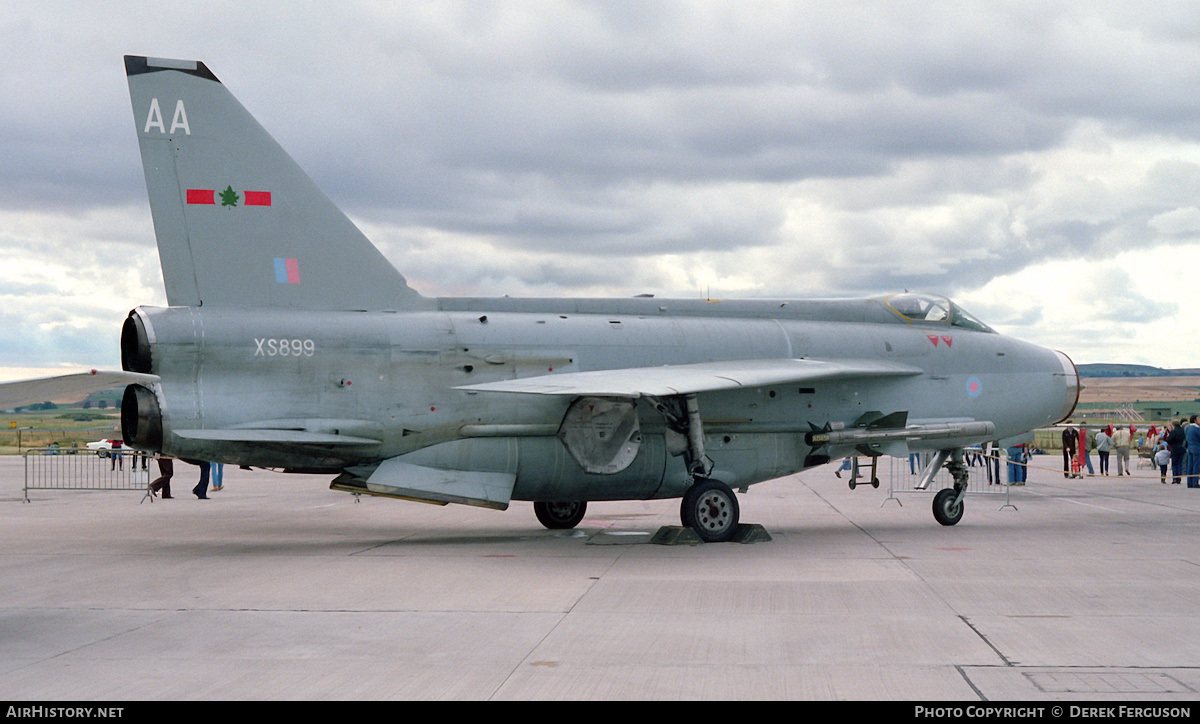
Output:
[{"left": 0, "top": 56, "right": 1079, "bottom": 541}]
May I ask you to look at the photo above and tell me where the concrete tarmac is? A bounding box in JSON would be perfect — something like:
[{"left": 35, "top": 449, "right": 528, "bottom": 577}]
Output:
[{"left": 2, "top": 454, "right": 1199, "bottom": 701}]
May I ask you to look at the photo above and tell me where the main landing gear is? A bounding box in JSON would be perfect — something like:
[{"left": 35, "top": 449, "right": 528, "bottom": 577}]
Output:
[
  {"left": 680, "top": 477, "right": 740, "bottom": 543},
  {"left": 533, "top": 393, "right": 746, "bottom": 542},
  {"left": 533, "top": 500, "right": 587, "bottom": 529},
  {"left": 654, "top": 393, "right": 743, "bottom": 543}
]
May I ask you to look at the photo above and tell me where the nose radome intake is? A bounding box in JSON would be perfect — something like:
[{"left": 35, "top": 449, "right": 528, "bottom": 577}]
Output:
[{"left": 1054, "top": 350, "right": 1081, "bottom": 423}]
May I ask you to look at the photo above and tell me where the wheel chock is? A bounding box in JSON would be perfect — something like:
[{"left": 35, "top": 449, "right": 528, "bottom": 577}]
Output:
[
  {"left": 730, "top": 523, "right": 772, "bottom": 544},
  {"left": 650, "top": 523, "right": 773, "bottom": 545},
  {"left": 650, "top": 526, "right": 704, "bottom": 545}
]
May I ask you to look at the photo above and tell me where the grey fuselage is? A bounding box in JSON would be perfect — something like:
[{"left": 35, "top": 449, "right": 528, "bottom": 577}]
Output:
[{"left": 124, "top": 294, "right": 1078, "bottom": 503}]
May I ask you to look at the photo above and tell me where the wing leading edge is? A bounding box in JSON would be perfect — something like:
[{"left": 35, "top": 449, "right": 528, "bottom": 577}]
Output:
[
  {"left": 0, "top": 370, "right": 159, "bottom": 410},
  {"left": 455, "top": 357, "right": 923, "bottom": 397}
]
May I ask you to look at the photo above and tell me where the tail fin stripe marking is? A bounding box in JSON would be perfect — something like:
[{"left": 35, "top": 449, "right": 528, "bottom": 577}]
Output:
[
  {"left": 186, "top": 189, "right": 271, "bottom": 206},
  {"left": 186, "top": 189, "right": 215, "bottom": 205}
]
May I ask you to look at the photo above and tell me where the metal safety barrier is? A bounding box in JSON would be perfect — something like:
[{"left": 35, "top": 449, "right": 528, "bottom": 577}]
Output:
[
  {"left": 23, "top": 448, "right": 152, "bottom": 502},
  {"left": 838, "top": 444, "right": 1020, "bottom": 511}
]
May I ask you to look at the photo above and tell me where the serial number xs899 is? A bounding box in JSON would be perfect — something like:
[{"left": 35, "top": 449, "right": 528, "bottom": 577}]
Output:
[{"left": 254, "top": 338, "right": 316, "bottom": 357}]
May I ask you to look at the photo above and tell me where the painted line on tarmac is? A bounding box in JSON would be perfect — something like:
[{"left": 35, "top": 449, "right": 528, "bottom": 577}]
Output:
[{"left": 1024, "top": 488, "right": 1122, "bottom": 513}]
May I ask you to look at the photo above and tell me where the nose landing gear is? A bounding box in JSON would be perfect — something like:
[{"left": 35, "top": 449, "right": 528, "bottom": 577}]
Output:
[
  {"left": 932, "top": 487, "right": 964, "bottom": 526},
  {"left": 931, "top": 450, "right": 969, "bottom": 526}
]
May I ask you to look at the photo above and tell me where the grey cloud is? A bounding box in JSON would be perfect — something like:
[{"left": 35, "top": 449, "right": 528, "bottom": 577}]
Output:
[
  {"left": 5, "top": 2, "right": 1200, "bottom": 370},
  {"left": 1079, "top": 268, "right": 1180, "bottom": 324}
]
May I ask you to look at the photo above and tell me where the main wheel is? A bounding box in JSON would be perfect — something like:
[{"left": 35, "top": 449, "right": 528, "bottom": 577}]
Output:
[
  {"left": 932, "top": 488, "right": 964, "bottom": 526},
  {"left": 534, "top": 501, "right": 587, "bottom": 530},
  {"left": 681, "top": 478, "right": 740, "bottom": 542},
  {"left": 679, "top": 483, "right": 701, "bottom": 528}
]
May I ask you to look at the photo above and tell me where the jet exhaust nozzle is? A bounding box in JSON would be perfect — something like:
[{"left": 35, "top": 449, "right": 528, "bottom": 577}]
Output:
[
  {"left": 121, "top": 311, "right": 153, "bottom": 374},
  {"left": 121, "top": 384, "right": 163, "bottom": 451}
]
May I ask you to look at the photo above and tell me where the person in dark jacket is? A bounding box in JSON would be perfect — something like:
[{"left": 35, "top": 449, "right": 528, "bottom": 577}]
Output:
[
  {"left": 1165, "top": 421, "right": 1187, "bottom": 485},
  {"left": 1186, "top": 415, "right": 1200, "bottom": 488},
  {"left": 1062, "top": 426, "right": 1078, "bottom": 478}
]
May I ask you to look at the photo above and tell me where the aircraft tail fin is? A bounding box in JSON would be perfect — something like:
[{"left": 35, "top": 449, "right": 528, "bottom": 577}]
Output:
[{"left": 124, "top": 56, "right": 426, "bottom": 311}]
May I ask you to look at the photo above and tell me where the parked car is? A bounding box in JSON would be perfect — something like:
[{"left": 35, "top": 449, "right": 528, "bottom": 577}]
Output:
[{"left": 86, "top": 439, "right": 127, "bottom": 458}]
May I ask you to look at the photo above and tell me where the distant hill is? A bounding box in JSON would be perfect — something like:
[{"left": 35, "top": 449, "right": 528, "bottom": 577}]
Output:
[{"left": 1078, "top": 363, "right": 1200, "bottom": 378}]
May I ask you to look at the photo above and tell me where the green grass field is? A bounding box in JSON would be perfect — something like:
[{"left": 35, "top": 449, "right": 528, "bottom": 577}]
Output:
[{"left": 0, "top": 410, "right": 123, "bottom": 455}]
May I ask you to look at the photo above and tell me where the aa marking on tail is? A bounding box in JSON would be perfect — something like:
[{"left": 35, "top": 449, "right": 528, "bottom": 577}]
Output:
[{"left": 143, "top": 98, "right": 190, "bottom": 135}]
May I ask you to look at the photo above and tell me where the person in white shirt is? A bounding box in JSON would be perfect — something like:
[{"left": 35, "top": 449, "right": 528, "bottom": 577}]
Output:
[{"left": 1111, "top": 425, "right": 1132, "bottom": 476}]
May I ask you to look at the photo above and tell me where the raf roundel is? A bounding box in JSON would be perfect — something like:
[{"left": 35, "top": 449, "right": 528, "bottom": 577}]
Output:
[{"left": 966, "top": 376, "right": 983, "bottom": 398}]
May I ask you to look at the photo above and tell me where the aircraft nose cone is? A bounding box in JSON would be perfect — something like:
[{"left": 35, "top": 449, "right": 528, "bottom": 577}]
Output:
[{"left": 1054, "top": 350, "right": 1080, "bottom": 423}]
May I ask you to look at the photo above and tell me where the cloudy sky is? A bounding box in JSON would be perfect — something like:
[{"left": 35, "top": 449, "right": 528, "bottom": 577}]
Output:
[{"left": 3, "top": 1, "right": 1199, "bottom": 380}]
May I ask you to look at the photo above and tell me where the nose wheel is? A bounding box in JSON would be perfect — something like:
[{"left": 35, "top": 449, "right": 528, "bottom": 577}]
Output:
[
  {"left": 680, "top": 477, "right": 740, "bottom": 542},
  {"left": 932, "top": 488, "right": 963, "bottom": 525},
  {"left": 930, "top": 449, "right": 971, "bottom": 526}
]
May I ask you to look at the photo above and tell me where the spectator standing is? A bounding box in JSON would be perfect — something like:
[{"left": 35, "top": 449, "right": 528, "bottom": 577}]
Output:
[
  {"left": 1186, "top": 416, "right": 1200, "bottom": 489},
  {"left": 149, "top": 455, "right": 174, "bottom": 498},
  {"left": 1062, "top": 426, "right": 1078, "bottom": 478},
  {"left": 1154, "top": 441, "right": 1171, "bottom": 484},
  {"left": 1112, "top": 425, "right": 1132, "bottom": 476},
  {"left": 1096, "top": 428, "right": 1112, "bottom": 476},
  {"left": 184, "top": 460, "right": 211, "bottom": 499},
  {"left": 1166, "top": 420, "right": 1187, "bottom": 485},
  {"left": 1079, "top": 427, "right": 1095, "bottom": 476},
  {"left": 1007, "top": 443, "right": 1028, "bottom": 485}
]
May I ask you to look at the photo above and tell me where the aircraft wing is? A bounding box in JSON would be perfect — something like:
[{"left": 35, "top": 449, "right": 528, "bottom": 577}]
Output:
[
  {"left": 456, "top": 358, "right": 922, "bottom": 397},
  {"left": 0, "top": 370, "right": 160, "bottom": 410}
]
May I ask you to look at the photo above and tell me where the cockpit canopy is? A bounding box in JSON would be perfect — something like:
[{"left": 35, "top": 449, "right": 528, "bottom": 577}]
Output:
[{"left": 883, "top": 293, "right": 994, "bottom": 333}]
